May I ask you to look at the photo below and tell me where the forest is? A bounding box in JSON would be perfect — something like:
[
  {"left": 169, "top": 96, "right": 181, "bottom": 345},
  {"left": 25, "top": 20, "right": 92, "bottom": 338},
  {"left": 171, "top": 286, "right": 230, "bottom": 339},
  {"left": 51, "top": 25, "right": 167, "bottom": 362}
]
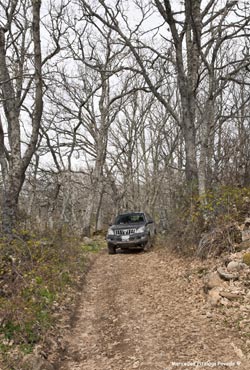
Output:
[
  {"left": 0, "top": 0, "right": 250, "bottom": 238},
  {"left": 0, "top": 0, "right": 250, "bottom": 368}
]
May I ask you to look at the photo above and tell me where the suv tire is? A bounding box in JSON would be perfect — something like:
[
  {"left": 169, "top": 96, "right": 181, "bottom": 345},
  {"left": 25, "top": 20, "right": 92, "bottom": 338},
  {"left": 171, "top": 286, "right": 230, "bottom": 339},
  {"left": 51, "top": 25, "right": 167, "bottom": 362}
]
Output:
[
  {"left": 144, "top": 236, "right": 152, "bottom": 252},
  {"left": 108, "top": 245, "right": 116, "bottom": 254}
]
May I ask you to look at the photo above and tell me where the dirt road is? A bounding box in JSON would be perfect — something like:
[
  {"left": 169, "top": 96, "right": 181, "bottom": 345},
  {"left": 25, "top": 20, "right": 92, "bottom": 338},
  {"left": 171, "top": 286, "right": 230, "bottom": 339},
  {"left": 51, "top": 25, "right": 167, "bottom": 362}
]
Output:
[{"left": 59, "top": 249, "right": 248, "bottom": 370}]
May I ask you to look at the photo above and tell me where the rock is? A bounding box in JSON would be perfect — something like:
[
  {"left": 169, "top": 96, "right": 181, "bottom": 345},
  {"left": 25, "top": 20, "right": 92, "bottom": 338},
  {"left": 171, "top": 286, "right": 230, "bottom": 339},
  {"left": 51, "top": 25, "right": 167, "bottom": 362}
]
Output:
[
  {"left": 132, "top": 361, "right": 140, "bottom": 368},
  {"left": 238, "top": 319, "right": 250, "bottom": 329},
  {"left": 246, "top": 291, "right": 250, "bottom": 298},
  {"left": 206, "top": 311, "right": 213, "bottom": 318},
  {"left": 244, "top": 217, "right": 250, "bottom": 226},
  {"left": 203, "top": 272, "right": 225, "bottom": 292},
  {"left": 217, "top": 267, "right": 239, "bottom": 281},
  {"left": 207, "top": 287, "right": 222, "bottom": 307},
  {"left": 231, "top": 343, "right": 245, "bottom": 359},
  {"left": 220, "top": 297, "right": 230, "bottom": 306},
  {"left": 242, "top": 230, "right": 250, "bottom": 242},
  {"left": 227, "top": 261, "right": 242, "bottom": 272},
  {"left": 219, "top": 291, "right": 242, "bottom": 300},
  {"left": 242, "top": 219, "right": 250, "bottom": 241}
]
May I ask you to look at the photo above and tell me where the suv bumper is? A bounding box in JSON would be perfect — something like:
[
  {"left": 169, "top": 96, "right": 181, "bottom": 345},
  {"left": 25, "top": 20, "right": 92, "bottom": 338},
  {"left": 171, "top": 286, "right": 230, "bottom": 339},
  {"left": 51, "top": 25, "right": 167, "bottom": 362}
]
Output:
[{"left": 107, "top": 233, "right": 149, "bottom": 249}]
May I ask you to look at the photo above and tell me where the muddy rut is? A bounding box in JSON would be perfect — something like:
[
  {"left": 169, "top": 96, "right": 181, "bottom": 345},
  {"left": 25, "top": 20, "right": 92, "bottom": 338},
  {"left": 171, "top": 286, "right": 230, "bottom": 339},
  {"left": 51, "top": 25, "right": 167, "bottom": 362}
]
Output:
[{"left": 59, "top": 249, "right": 248, "bottom": 370}]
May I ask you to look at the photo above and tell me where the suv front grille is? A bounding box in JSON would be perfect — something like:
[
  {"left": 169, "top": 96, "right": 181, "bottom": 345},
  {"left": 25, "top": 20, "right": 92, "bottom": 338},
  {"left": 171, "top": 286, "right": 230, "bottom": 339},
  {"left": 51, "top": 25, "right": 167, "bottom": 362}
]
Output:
[{"left": 114, "top": 229, "right": 136, "bottom": 236}]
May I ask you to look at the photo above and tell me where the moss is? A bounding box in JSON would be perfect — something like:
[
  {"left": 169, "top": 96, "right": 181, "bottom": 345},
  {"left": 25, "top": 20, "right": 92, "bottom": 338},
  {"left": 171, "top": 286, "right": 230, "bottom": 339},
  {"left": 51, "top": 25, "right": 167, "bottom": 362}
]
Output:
[{"left": 243, "top": 252, "right": 250, "bottom": 266}]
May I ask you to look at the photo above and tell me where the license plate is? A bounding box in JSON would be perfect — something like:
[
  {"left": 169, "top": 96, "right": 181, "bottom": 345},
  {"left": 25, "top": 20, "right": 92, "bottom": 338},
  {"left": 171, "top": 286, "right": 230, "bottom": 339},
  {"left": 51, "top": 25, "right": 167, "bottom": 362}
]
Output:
[{"left": 122, "top": 235, "right": 130, "bottom": 241}]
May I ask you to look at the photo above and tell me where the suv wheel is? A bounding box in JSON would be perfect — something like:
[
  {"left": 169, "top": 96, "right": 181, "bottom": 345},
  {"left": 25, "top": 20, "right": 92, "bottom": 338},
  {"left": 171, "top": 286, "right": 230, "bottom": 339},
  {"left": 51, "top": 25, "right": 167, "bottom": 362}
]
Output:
[
  {"left": 108, "top": 245, "right": 116, "bottom": 254},
  {"left": 144, "top": 237, "right": 152, "bottom": 252}
]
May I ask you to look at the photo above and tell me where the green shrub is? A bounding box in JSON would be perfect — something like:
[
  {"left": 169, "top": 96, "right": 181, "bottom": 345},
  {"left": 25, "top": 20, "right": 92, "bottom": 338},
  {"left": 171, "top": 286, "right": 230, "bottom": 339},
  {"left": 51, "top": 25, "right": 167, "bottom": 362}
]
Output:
[
  {"left": 165, "top": 185, "right": 250, "bottom": 255},
  {"left": 0, "top": 231, "right": 104, "bottom": 365},
  {"left": 243, "top": 252, "right": 250, "bottom": 266},
  {"left": 193, "top": 186, "right": 250, "bottom": 225}
]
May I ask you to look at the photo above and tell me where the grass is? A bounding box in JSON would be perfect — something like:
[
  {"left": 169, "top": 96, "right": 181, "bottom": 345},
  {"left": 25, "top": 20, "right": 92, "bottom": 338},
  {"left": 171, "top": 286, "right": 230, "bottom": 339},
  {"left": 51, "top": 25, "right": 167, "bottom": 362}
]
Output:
[
  {"left": 0, "top": 230, "right": 105, "bottom": 368},
  {"left": 81, "top": 239, "right": 104, "bottom": 253}
]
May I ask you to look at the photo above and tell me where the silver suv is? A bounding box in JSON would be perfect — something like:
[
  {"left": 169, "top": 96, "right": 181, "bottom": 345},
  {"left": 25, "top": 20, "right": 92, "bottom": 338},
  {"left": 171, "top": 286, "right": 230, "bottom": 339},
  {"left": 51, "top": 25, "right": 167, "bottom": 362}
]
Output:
[{"left": 106, "top": 212, "right": 156, "bottom": 254}]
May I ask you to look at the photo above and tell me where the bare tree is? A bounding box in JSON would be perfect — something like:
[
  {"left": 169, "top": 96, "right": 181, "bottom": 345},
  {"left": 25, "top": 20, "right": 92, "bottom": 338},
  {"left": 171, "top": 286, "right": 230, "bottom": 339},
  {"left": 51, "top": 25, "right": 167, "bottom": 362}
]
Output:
[
  {"left": 77, "top": 0, "right": 250, "bottom": 190},
  {"left": 0, "top": 0, "right": 68, "bottom": 235},
  {"left": 107, "top": 87, "right": 179, "bottom": 217},
  {"left": 0, "top": 0, "right": 43, "bottom": 235},
  {"left": 43, "top": 16, "right": 143, "bottom": 234},
  {"left": 5, "top": 0, "right": 249, "bottom": 238}
]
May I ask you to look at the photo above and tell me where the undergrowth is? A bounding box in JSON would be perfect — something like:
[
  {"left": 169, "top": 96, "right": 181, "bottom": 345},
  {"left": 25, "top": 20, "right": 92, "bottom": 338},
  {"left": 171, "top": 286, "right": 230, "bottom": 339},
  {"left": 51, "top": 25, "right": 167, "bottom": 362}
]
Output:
[
  {"left": 0, "top": 230, "right": 105, "bottom": 368},
  {"left": 166, "top": 185, "right": 250, "bottom": 256}
]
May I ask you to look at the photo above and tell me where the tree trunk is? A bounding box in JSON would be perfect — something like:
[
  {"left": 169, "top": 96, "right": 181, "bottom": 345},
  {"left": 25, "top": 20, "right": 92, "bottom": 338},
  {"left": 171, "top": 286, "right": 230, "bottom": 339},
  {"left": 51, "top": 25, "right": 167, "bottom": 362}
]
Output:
[
  {"left": 183, "top": 119, "right": 198, "bottom": 184},
  {"left": 0, "top": 0, "right": 43, "bottom": 235},
  {"left": 82, "top": 150, "right": 106, "bottom": 236},
  {"left": 198, "top": 104, "right": 215, "bottom": 197},
  {"left": 1, "top": 175, "right": 24, "bottom": 235}
]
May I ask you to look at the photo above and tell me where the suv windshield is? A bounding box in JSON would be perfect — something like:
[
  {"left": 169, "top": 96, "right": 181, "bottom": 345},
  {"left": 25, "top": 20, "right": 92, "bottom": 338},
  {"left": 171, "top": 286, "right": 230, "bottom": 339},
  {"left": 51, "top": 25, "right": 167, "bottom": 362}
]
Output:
[{"left": 114, "top": 213, "right": 145, "bottom": 225}]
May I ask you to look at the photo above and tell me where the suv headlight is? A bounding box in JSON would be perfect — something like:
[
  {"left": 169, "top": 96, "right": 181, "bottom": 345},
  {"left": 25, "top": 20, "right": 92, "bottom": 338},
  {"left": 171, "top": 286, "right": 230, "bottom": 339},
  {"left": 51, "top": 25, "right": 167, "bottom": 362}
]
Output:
[
  {"left": 107, "top": 227, "right": 114, "bottom": 236},
  {"left": 136, "top": 226, "right": 146, "bottom": 233}
]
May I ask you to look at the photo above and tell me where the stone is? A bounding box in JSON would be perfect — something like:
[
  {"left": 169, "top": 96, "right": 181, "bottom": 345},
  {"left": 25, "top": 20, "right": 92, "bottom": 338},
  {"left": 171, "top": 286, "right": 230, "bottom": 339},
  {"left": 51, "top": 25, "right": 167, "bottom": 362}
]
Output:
[
  {"left": 203, "top": 272, "right": 225, "bottom": 292},
  {"left": 206, "top": 311, "right": 213, "bottom": 318},
  {"left": 227, "top": 261, "right": 242, "bottom": 272},
  {"left": 231, "top": 343, "right": 245, "bottom": 359},
  {"left": 207, "top": 287, "right": 222, "bottom": 307},
  {"left": 217, "top": 267, "right": 239, "bottom": 281},
  {"left": 219, "top": 291, "right": 242, "bottom": 300},
  {"left": 132, "top": 361, "right": 140, "bottom": 368},
  {"left": 242, "top": 230, "right": 250, "bottom": 242},
  {"left": 244, "top": 217, "right": 250, "bottom": 226},
  {"left": 220, "top": 297, "right": 230, "bottom": 306}
]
